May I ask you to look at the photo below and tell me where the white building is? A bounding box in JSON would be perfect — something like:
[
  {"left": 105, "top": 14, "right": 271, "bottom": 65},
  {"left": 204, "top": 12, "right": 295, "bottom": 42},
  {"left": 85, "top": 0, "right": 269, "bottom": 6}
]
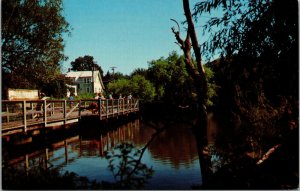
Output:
[{"left": 65, "top": 70, "right": 105, "bottom": 96}]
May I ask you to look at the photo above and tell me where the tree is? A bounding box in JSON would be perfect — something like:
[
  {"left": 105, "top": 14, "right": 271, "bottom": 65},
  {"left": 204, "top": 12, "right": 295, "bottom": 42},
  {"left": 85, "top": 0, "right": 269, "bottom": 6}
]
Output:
[
  {"left": 192, "top": 1, "right": 298, "bottom": 185},
  {"left": 193, "top": 0, "right": 298, "bottom": 135},
  {"left": 193, "top": 0, "right": 298, "bottom": 60},
  {"left": 147, "top": 57, "right": 172, "bottom": 100},
  {"left": 171, "top": 1, "right": 219, "bottom": 185},
  {"left": 193, "top": 0, "right": 298, "bottom": 106},
  {"left": 107, "top": 75, "right": 155, "bottom": 102},
  {"left": 130, "top": 68, "right": 148, "bottom": 78},
  {"left": 171, "top": 0, "right": 208, "bottom": 143},
  {"left": 2, "top": 0, "right": 70, "bottom": 97},
  {"left": 147, "top": 52, "right": 214, "bottom": 106},
  {"left": 131, "top": 75, "right": 156, "bottom": 102},
  {"left": 70, "top": 55, "right": 104, "bottom": 77}
]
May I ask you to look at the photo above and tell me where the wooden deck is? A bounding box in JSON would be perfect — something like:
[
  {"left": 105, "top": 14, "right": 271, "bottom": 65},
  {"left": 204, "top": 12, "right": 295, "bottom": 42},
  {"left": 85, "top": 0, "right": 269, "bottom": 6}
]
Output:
[{"left": 2, "top": 99, "right": 139, "bottom": 136}]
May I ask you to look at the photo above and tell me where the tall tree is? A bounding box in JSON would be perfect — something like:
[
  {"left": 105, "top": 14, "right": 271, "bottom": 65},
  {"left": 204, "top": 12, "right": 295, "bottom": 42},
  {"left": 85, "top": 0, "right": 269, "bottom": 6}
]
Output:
[
  {"left": 171, "top": 0, "right": 215, "bottom": 184},
  {"left": 2, "top": 0, "right": 70, "bottom": 97},
  {"left": 107, "top": 75, "right": 155, "bottom": 102},
  {"left": 193, "top": 0, "right": 298, "bottom": 136},
  {"left": 191, "top": 1, "right": 298, "bottom": 186},
  {"left": 146, "top": 52, "right": 217, "bottom": 106},
  {"left": 70, "top": 55, "right": 104, "bottom": 77},
  {"left": 171, "top": 0, "right": 208, "bottom": 142}
]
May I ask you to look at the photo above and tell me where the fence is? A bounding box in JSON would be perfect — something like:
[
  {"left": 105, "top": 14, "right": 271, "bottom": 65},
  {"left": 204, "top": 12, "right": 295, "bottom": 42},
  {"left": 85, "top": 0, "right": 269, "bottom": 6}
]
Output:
[{"left": 2, "top": 98, "right": 139, "bottom": 136}]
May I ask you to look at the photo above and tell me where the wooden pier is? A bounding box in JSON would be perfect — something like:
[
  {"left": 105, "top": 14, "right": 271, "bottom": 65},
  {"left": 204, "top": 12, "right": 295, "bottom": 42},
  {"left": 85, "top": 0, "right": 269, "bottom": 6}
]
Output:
[{"left": 1, "top": 98, "right": 139, "bottom": 136}]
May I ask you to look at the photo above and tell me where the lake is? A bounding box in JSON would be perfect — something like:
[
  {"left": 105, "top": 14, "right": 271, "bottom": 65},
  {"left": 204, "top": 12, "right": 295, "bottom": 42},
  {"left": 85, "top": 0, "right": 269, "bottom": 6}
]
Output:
[{"left": 2, "top": 116, "right": 203, "bottom": 189}]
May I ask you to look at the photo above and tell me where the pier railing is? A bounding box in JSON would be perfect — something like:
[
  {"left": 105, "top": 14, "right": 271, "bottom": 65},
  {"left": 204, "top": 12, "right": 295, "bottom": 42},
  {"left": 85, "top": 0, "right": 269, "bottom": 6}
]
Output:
[{"left": 1, "top": 98, "right": 139, "bottom": 136}]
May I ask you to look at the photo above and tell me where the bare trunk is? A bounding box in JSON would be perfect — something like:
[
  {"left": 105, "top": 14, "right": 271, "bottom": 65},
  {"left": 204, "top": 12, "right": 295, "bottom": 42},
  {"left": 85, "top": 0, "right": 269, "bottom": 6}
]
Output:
[
  {"left": 172, "top": 0, "right": 210, "bottom": 184},
  {"left": 171, "top": 0, "right": 208, "bottom": 141}
]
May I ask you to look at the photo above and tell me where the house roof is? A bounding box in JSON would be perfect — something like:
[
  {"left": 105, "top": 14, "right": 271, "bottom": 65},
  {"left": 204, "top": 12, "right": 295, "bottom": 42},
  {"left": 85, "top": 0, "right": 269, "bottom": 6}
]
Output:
[
  {"left": 66, "top": 70, "right": 105, "bottom": 89},
  {"left": 65, "top": 71, "right": 98, "bottom": 79}
]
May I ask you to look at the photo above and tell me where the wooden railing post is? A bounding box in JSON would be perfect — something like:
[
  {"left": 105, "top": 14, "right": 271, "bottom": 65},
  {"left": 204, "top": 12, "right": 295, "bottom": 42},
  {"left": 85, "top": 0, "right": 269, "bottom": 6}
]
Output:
[
  {"left": 117, "top": 99, "right": 120, "bottom": 117},
  {"left": 123, "top": 99, "right": 125, "bottom": 115},
  {"left": 45, "top": 148, "right": 49, "bottom": 169},
  {"left": 98, "top": 99, "right": 102, "bottom": 120},
  {"left": 130, "top": 99, "right": 132, "bottom": 112},
  {"left": 43, "top": 100, "right": 47, "bottom": 127},
  {"left": 51, "top": 103, "right": 55, "bottom": 115},
  {"left": 6, "top": 103, "right": 10, "bottom": 122},
  {"left": 63, "top": 100, "right": 67, "bottom": 125},
  {"left": 30, "top": 102, "right": 34, "bottom": 119},
  {"left": 112, "top": 99, "right": 114, "bottom": 117},
  {"left": 23, "top": 101, "right": 27, "bottom": 132},
  {"left": 25, "top": 154, "right": 29, "bottom": 176},
  {"left": 106, "top": 99, "right": 108, "bottom": 118},
  {"left": 79, "top": 100, "right": 82, "bottom": 120}
]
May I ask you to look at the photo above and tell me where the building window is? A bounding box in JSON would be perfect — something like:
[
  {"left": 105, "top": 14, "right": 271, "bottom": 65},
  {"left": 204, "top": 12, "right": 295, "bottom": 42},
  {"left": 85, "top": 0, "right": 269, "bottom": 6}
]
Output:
[
  {"left": 84, "top": 78, "right": 91, "bottom": 83},
  {"left": 87, "top": 87, "right": 90, "bottom": 93}
]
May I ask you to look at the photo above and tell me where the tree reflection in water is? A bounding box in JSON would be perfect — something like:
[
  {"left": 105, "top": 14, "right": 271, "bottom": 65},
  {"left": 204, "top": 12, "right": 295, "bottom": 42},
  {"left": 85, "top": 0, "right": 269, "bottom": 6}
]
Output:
[
  {"left": 104, "top": 122, "right": 169, "bottom": 189},
  {"left": 105, "top": 143, "right": 154, "bottom": 189}
]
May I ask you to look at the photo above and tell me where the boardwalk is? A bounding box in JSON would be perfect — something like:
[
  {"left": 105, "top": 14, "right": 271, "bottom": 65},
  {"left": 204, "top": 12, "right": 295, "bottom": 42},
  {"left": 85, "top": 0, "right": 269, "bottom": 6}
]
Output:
[{"left": 2, "top": 98, "right": 139, "bottom": 136}]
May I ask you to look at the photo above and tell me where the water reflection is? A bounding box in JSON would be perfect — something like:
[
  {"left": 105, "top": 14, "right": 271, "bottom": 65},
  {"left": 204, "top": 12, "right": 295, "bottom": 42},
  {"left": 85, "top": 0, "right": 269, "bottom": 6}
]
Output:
[
  {"left": 106, "top": 143, "right": 154, "bottom": 189},
  {"left": 148, "top": 123, "right": 198, "bottom": 169},
  {"left": 2, "top": 117, "right": 202, "bottom": 189}
]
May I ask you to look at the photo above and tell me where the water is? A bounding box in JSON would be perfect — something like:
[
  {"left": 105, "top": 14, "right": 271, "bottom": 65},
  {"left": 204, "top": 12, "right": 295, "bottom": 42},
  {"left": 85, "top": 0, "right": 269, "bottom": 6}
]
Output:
[{"left": 2, "top": 117, "right": 202, "bottom": 189}]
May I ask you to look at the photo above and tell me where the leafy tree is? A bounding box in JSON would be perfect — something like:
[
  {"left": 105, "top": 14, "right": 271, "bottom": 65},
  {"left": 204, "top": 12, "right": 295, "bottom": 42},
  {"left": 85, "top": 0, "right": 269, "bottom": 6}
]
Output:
[
  {"left": 193, "top": 1, "right": 298, "bottom": 183},
  {"left": 108, "top": 78, "right": 131, "bottom": 96},
  {"left": 193, "top": 0, "right": 298, "bottom": 129},
  {"left": 147, "top": 57, "right": 171, "bottom": 100},
  {"left": 2, "top": 0, "right": 70, "bottom": 98},
  {"left": 193, "top": 0, "right": 298, "bottom": 60},
  {"left": 131, "top": 75, "right": 156, "bottom": 102},
  {"left": 113, "top": 72, "right": 129, "bottom": 81},
  {"left": 146, "top": 52, "right": 217, "bottom": 106},
  {"left": 130, "top": 68, "right": 148, "bottom": 78},
  {"left": 193, "top": 0, "right": 298, "bottom": 109},
  {"left": 107, "top": 75, "right": 155, "bottom": 102},
  {"left": 70, "top": 55, "right": 104, "bottom": 77}
]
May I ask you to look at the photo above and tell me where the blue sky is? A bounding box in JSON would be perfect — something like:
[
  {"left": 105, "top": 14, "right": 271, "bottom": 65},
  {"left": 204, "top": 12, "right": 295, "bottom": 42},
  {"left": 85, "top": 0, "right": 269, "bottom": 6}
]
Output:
[{"left": 62, "top": 0, "right": 206, "bottom": 75}]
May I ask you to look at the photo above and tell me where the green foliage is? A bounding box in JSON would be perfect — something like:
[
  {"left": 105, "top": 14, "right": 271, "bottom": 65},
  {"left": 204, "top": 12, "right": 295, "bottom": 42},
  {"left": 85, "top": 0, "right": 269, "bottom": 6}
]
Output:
[
  {"left": 70, "top": 55, "right": 104, "bottom": 77},
  {"left": 108, "top": 78, "right": 131, "bottom": 95},
  {"left": 113, "top": 72, "right": 129, "bottom": 81},
  {"left": 131, "top": 75, "right": 156, "bottom": 102},
  {"left": 107, "top": 75, "right": 155, "bottom": 102},
  {"left": 2, "top": 0, "right": 70, "bottom": 97},
  {"left": 130, "top": 68, "right": 148, "bottom": 77},
  {"left": 204, "top": 65, "right": 218, "bottom": 107},
  {"left": 146, "top": 51, "right": 217, "bottom": 106},
  {"left": 194, "top": 0, "right": 298, "bottom": 137},
  {"left": 193, "top": 0, "right": 298, "bottom": 60}
]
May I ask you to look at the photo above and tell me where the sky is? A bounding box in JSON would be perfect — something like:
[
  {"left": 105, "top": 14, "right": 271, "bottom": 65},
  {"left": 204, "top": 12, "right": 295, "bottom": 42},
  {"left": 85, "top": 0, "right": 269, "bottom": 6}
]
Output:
[{"left": 62, "top": 0, "right": 205, "bottom": 75}]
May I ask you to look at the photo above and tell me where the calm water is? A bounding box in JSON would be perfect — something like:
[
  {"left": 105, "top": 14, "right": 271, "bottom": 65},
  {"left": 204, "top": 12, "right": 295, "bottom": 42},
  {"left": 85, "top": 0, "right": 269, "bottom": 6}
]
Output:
[{"left": 2, "top": 117, "right": 202, "bottom": 189}]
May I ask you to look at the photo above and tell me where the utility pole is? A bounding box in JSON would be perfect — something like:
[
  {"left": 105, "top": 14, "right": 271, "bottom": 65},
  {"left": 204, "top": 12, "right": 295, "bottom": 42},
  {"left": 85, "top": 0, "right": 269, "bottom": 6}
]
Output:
[{"left": 110, "top": 66, "right": 117, "bottom": 82}]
